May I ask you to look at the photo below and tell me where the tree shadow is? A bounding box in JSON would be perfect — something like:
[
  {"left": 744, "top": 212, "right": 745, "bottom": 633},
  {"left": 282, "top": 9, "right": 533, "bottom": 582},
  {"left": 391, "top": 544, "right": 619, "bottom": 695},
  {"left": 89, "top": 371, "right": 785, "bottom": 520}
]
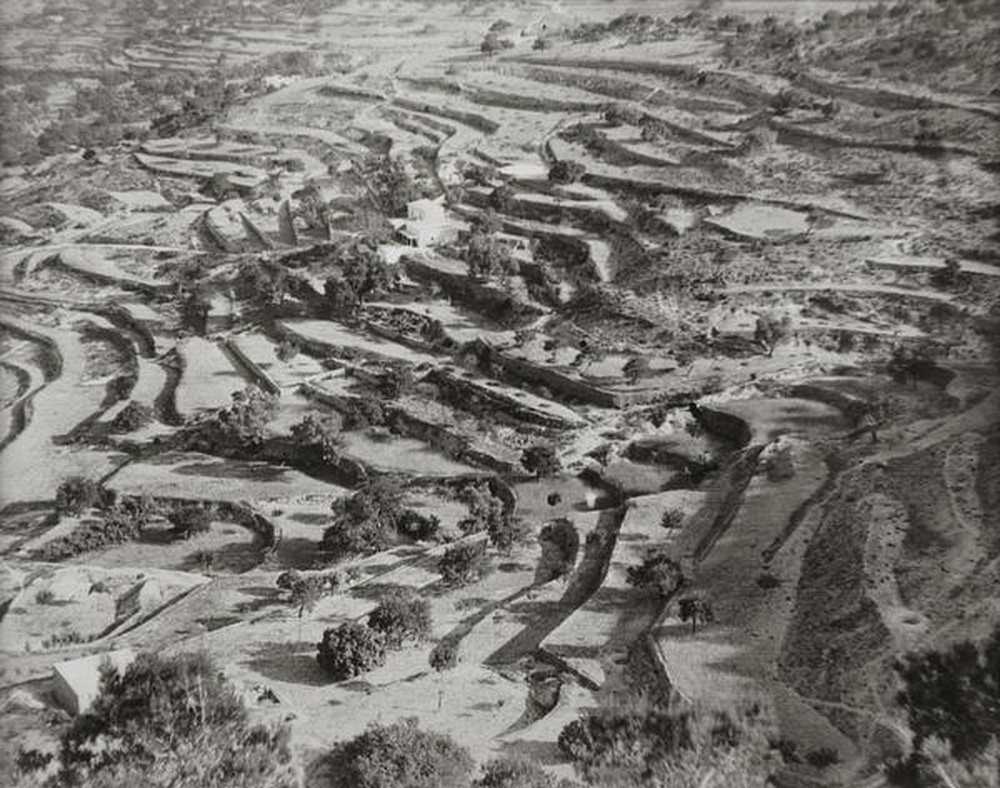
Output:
[
  {"left": 276, "top": 536, "right": 322, "bottom": 570},
  {"left": 244, "top": 641, "right": 330, "bottom": 687}
]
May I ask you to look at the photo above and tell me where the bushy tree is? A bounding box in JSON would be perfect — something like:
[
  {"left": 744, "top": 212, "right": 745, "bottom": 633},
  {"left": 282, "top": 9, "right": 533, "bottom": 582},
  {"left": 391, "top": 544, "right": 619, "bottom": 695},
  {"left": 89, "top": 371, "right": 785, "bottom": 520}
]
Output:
[
  {"left": 168, "top": 504, "right": 214, "bottom": 540},
  {"left": 344, "top": 397, "right": 387, "bottom": 429},
  {"left": 558, "top": 701, "right": 776, "bottom": 785},
  {"left": 475, "top": 757, "right": 562, "bottom": 788},
  {"left": 678, "top": 592, "right": 714, "bottom": 634},
  {"left": 429, "top": 640, "right": 459, "bottom": 672},
  {"left": 754, "top": 312, "right": 792, "bottom": 357},
  {"left": 398, "top": 510, "right": 441, "bottom": 541},
  {"left": 277, "top": 570, "right": 335, "bottom": 617},
  {"left": 539, "top": 518, "right": 580, "bottom": 580},
  {"left": 465, "top": 231, "right": 516, "bottom": 281},
  {"left": 59, "top": 652, "right": 276, "bottom": 778},
  {"left": 627, "top": 550, "right": 686, "bottom": 598},
  {"left": 190, "top": 386, "right": 278, "bottom": 450},
  {"left": 291, "top": 412, "right": 343, "bottom": 463},
  {"left": 548, "top": 160, "right": 585, "bottom": 184},
  {"left": 895, "top": 625, "right": 1000, "bottom": 761},
  {"left": 317, "top": 622, "right": 387, "bottom": 680},
  {"left": 488, "top": 184, "right": 516, "bottom": 214},
  {"left": 55, "top": 477, "right": 106, "bottom": 514},
  {"left": 522, "top": 444, "right": 562, "bottom": 477},
  {"left": 324, "top": 718, "right": 473, "bottom": 788},
  {"left": 439, "top": 541, "right": 490, "bottom": 587},
  {"left": 323, "top": 478, "right": 405, "bottom": 556},
  {"left": 368, "top": 591, "right": 432, "bottom": 649},
  {"left": 481, "top": 32, "right": 514, "bottom": 55}
]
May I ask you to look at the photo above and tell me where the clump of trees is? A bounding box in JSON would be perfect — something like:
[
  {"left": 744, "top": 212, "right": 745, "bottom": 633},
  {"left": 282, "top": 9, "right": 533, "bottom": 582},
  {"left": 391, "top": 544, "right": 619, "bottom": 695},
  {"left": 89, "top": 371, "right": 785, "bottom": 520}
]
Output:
[
  {"left": 548, "top": 160, "right": 586, "bottom": 184},
  {"left": 186, "top": 386, "right": 279, "bottom": 453},
  {"left": 291, "top": 412, "right": 343, "bottom": 464},
  {"left": 322, "top": 477, "right": 405, "bottom": 556},
  {"left": 324, "top": 237, "right": 396, "bottom": 317},
  {"left": 323, "top": 718, "right": 473, "bottom": 788},
  {"left": 893, "top": 624, "right": 999, "bottom": 771},
  {"left": 368, "top": 590, "right": 432, "bottom": 648},
  {"left": 465, "top": 229, "right": 517, "bottom": 281},
  {"left": 277, "top": 570, "right": 338, "bottom": 617},
  {"left": 557, "top": 700, "right": 777, "bottom": 785},
  {"left": 627, "top": 550, "right": 687, "bottom": 598},
  {"left": 317, "top": 622, "right": 388, "bottom": 680},
  {"left": 55, "top": 476, "right": 108, "bottom": 515},
  {"left": 439, "top": 541, "right": 491, "bottom": 587},
  {"left": 458, "top": 484, "right": 525, "bottom": 555},
  {"left": 522, "top": 444, "right": 562, "bottom": 477},
  {"left": 361, "top": 155, "right": 420, "bottom": 216},
  {"left": 45, "top": 652, "right": 295, "bottom": 787}
]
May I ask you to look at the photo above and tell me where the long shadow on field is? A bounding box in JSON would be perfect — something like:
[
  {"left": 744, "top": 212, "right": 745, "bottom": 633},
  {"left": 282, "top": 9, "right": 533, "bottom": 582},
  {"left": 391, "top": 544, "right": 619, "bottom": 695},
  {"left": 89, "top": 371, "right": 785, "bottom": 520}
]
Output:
[
  {"left": 245, "top": 640, "right": 329, "bottom": 687},
  {"left": 484, "top": 507, "right": 625, "bottom": 667}
]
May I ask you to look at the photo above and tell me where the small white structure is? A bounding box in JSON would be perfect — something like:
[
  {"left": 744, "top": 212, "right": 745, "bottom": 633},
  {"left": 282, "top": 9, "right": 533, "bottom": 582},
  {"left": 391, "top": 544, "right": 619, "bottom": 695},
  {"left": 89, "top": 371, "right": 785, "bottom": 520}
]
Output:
[
  {"left": 52, "top": 649, "right": 136, "bottom": 715},
  {"left": 397, "top": 197, "right": 456, "bottom": 247}
]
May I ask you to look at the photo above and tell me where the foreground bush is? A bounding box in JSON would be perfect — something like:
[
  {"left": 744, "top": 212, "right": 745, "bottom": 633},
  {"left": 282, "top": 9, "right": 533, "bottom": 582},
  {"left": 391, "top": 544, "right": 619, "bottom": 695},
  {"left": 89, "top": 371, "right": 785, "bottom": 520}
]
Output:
[
  {"left": 557, "top": 701, "right": 777, "bottom": 785},
  {"left": 55, "top": 652, "right": 293, "bottom": 787},
  {"left": 368, "top": 591, "right": 432, "bottom": 649},
  {"left": 317, "top": 622, "right": 386, "bottom": 680},
  {"left": 323, "top": 718, "right": 473, "bottom": 788}
]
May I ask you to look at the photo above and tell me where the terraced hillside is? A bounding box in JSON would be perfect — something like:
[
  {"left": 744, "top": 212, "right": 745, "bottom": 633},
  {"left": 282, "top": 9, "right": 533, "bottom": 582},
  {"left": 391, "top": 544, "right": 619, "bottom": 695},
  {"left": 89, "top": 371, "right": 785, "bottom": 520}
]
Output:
[{"left": 1, "top": 1, "right": 998, "bottom": 788}]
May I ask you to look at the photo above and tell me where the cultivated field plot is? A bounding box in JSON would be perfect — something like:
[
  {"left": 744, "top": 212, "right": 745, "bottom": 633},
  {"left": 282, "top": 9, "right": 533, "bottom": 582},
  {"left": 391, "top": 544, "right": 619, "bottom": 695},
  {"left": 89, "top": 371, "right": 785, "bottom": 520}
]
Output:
[{"left": 1, "top": 1, "right": 998, "bottom": 786}]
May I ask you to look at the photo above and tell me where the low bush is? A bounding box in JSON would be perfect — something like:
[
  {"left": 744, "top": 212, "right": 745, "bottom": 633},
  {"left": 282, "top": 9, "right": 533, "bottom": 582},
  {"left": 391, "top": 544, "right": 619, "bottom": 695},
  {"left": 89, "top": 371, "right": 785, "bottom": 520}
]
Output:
[
  {"left": 167, "top": 504, "right": 213, "bottom": 540},
  {"left": 55, "top": 477, "right": 105, "bottom": 515},
  {"left": 110, "top": 401, "right": 154, "bottom": 433},
  {"left": 324, "top": 718, "right": 473, "bottom": 788},
  {"left": 429, "top": 640, "right": 459, "bottom": 672}
]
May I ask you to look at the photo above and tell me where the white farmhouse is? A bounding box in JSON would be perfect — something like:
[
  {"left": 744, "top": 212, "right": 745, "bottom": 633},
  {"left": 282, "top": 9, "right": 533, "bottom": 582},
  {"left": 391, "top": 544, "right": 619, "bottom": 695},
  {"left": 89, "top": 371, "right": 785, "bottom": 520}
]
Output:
[
  {"left": 396, "top": 197, "right": 457, "bottom": 248},
  {"left": 52, "top": 649, "right": 136, "bottom": 715}
]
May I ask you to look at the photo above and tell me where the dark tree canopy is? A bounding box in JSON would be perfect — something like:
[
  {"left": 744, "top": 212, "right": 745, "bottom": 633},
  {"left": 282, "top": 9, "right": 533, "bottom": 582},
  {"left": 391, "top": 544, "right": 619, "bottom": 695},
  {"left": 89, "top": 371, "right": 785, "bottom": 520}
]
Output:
[
  {"left": 627, "top": 550, "right": 686, "bottom": 598},
  {"left": 438, "top": 541, "right": 491, "bottom": 587},
  {"left": 368, "top": 591, "right": 432, "bottom": 649},
  {"left": 316, "top": 622, "right": 387, "bottom": 680},
  {"left": 895, "top": 625, "right": 1000, "bottom": 760},
  {"left": 323, "top": 477, "right": 406, "bottom": 556},
  {"left": 324, "top": 718, "right": 473, "bottom": 788},
  {"left": 548, "top": 160, "right": 586, "bottom": 184},
  {"left": 521, "top": 444, "right": 562, "bottom": 477}
]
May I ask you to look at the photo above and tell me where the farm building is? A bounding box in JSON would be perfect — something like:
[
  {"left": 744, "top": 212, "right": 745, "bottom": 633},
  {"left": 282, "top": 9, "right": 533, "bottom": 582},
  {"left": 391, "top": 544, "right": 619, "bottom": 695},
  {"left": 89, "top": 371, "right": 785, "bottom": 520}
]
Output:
[
  {"left": 52, "top": 649, "right": 136, "bottom": 715},
  {"left": 396, "top": 197, "right": 458, "bottom": 247}
]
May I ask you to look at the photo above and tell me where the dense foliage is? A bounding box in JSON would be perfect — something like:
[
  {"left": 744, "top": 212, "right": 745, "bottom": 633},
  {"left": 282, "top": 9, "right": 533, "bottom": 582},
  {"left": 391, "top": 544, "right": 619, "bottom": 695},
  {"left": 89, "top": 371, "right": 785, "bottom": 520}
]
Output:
[
  {"left": 324, "top": 718, "right": 473, "bottom": 788},
  {"left": 438, "top": 541, "right": 490, "bottom": 587},
  {"left": 626, "top": 550, "right": 687, "bottom": 598},
  {"left": 316, "top": 622, "right": 387, "bottom": 680},
  {"left": 322, "top": 477, "right": 405, "bottom": 556},
  {"left": 368, "top": 591, "right": 432, "bottom": 649},
  {"left": 51, "top": 652, "right": 294, "bottom": 788}
]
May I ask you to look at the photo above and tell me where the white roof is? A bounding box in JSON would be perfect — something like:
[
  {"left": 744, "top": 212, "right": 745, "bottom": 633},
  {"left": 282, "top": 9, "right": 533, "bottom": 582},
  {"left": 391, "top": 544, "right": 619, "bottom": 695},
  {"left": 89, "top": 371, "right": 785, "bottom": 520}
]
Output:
[{"left": 53, "top": 649, "right": 136, "bottom": 688}]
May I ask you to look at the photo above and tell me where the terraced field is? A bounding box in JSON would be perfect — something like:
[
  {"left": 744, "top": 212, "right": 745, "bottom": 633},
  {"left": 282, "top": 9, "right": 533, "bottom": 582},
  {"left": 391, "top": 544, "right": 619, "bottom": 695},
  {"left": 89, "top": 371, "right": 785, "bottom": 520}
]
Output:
[{"left": 1, "top": 1, "right": 998, "bottom": 787}]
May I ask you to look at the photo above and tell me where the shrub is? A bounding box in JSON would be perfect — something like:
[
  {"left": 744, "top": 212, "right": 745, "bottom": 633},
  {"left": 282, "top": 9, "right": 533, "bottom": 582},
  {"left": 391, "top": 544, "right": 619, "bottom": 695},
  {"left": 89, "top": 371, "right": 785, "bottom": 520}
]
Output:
[
  {"left": 806, "top": 747, "right": 840, "bottom": 768},
  {"left": 439, "top": 542, "right": 490, "bottom": 587},
  {"left": 429, "top": 640, "right": 459, "bottom": 672},
  {"left": 368, "top": 591, "right": 432, "bottom": 649},
  {"left": 895, "top": 624, "right": 1000, "bottom": 760},
  {"left": 275, "top": 339, "right": 299, "bottom": 361},
  {"left": 324, "top": 718, "right": 473, "bottom": 788},
  {"left": 167, "top": 504, "right": 213, "bottom": 540},
  {"left": 548, "top": 160, "right": 586, "bottom": 183},
  {"left": 55, "top": 477, "right": 105, "bottom": 515},
  {"left": 488, "top": 184, "right": 516, "bottom": 214},
  {"left": 110, "top": 401, "right": 154, "bottom": 432},
  {"left": 539, "top": 518, "right": 580, "bottom": 580},
  {"left": 678, "top": 592, "right": 714, "bottom": 634},
  {"left": 323, "top": 478, "right": 405, "bottom": 556},
  {"left": 398, "top": 510, "right": 441, "bottom": 541},
  {"left": 754, "top": 312, "right": 792, "bottom": 356},
  {"left": 481, "top": 33, "right": 514, "bottom": 55},
  {"left": 627, "top": 550, "right": 686, "bottom": 598},
  {"left": 521, "top": 444, "right": 562, "bottom": 477},
  {"left": 660, "top": 509, "right": 685, "bottom": 530},
  {"left": 278, "top": 571, "right": 334, "bottom": 617},
  {"left": 60, "top": 652, "right": 254, "bottom": 775},
  {"left": 475, "top": 756, "right": 560, "bottom": 788},
  {"left": 291, "top": 412, "right": 342, "bottom": 463},
  {"left": 35, "top": 589, "right": 55, "bottom": 605},
  {"left": 343, "top": 397, "right": 386, "bottom": 429},
  {"left": 317, "top": 622, "right": 387, "bottom": 680},
  {"left": 187, "top": 386, "right": 278, "bottom": 450},
  {"left": 532, "top": 37, "right": 551, "bottom": 51}
]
